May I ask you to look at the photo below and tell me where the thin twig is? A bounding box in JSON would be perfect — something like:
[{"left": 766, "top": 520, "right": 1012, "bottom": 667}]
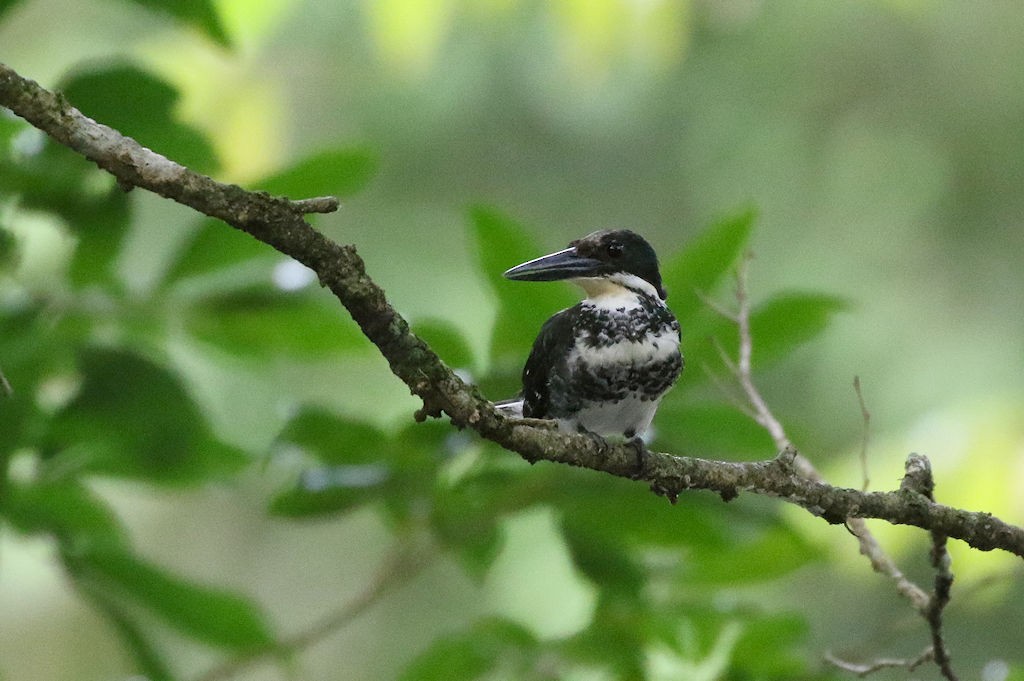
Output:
[
  {"left": 194, "top": 538, "right": 436, "bottom": 681},
  {"left": 853, "top": 376, "right": 871, "bottom": 491},
  {"left": 847, "top": 518, "right": 930, "bottom": 613},
  {"left": 695, "top": 286, "right": 738, "bottom": 322},
  {"left": 288, "top": 196, "right": 340, "bottom": 214},
  {"left": 824, "top": 647, "right": 934, "bottom": 677},
  {"left": 701, "top": 364, "right": 757, "bottom": 420},
  {"left": 732, "top": 254, "right": 791, "bottom": 452}
]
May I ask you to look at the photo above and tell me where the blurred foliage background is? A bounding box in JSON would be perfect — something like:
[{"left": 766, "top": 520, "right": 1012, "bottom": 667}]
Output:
[{"left": 1, "top": 1, "right": 1024, "bottom": 680}]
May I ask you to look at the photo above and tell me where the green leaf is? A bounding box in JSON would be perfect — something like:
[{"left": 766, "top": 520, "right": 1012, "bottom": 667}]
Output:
[
  {"left": 430, "top": 470, "right": 517, "bottom": 580},
  {"left": 749, "top": 292, "right": 848, "bottom": 366},
  {"left": 48, "top": 347, "right": 247, "bottom": 483},
  {"left": 79, "top": 549, "right": 273, "bottom": 650},
  {"left": 730, "top": 613, "right": 809, "bottom": 679},
  {"left": 2, "top": 479, "right": 130, "bottom": 553},
  {"left": 561, "top": 523, "right": 645, "bottom": 595},
  {"left": 0, "top": 307, "right": 73, "bottom": 454},
  {"left": 653, "top": 402, "right": 774, "bottom": 458},
  {"left": 469, "top": 207, "right": 575, "bottom": 367},
  {"left": 0, "top": 222, "right": 16, "bottom": 271},
  {"left": 380, "top": 420, "right": 452, "bottom": 524},
  {"left": 554, "top": 473, "right": 729, "bottom": 549},
  {"left": 398, "top": 618, "right": 536, "bottom": 681},
  {"left": 3, "top": 129, "right": 133, "bottom": 286},
  {"left": 269, "top": 409, "right": 392, "bottom": 518},
  {"left": 60, "top": 63, "right": 219, "bottom": 173},
  {"left": 566, "top": 593, "right": 647, "bottom": 677},
  {"left": 184, "top": 289, "right": 367, "bottom": 358},
  {"left": 77, "top": 580, "right": 175, "bottom": 681},
  {"left": 0, "top": 0, "right": 25, "bottom": 21},
  {"left": 124, "top": 0, "right": 230, "bottom": 47},
  {"left": 662, "top": 209, "right": 754, "bottom": 325},
  {"left": 67, "top": 187, "right": 133, "bottom": 288},
  {"left": 411, "top": 318, "right": 475, "bottom": 370},
  {"left": 277, "top": 407, "right": 389, "bottom": 464},
  {"left": 685, "top": 522, "right": 821, "bottom": 585},
  {"left": 164, "top": 218, "right": 274, "bottom": 285},
  {"left": 258, "top": 148, "right": 376, "bottom": 199},
  {"left": 269, "top": 468, "right": 389, "bottom": 518}
]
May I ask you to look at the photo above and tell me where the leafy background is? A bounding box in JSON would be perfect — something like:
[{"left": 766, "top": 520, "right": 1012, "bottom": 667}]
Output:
[{"left": 2, "top": 1, "right": 1024, "bottom": 680}]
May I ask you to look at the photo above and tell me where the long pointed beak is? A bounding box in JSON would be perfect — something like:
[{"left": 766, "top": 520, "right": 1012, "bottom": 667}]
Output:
[{"left": 502, "top": 247, "right": 605, "bottom": 282}]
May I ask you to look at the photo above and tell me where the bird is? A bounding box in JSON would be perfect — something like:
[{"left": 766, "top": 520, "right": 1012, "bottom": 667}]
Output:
[{"left": 497, "top": 229, "right": 683, "bottom": 441}]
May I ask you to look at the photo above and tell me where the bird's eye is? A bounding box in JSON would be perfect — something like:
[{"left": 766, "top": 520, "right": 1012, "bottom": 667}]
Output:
[{"left": 606, "top": 242, "right": 623, "bottom": 258}]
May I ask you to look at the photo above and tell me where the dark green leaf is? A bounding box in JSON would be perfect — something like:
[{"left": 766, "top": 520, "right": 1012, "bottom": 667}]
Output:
[
  {"left": 398, "top": 618, "right": 536, "bottom": 681},
  {"left": 749, "top": 292, "right": 848, "bottom": 366},
  {"left": 469, "top": 207, "right": 575, "bottom": 367},
  {"left": 123, "top": 0, "right": 230, "bottom": 47},
  {"left": 379, "top": 420, "right": 453, "bottom": 524},
  {"left": 0, "top": 0, "right": 25, "bottom": 21},
  {"left": 2, "top": 88, "right": 113, "bottom": 208},
  {"left": 269, "top": 468, "right": 388, "bottom": 517},
  {"left": 675, "top": 291, "right": 847, "bottom": 399},
  {"left": 551, "top": 471, "right": 706, "bottom": 547},
  {"left": 77, "top": 580, "right": 175, "bottom": 681},
  {"left": 270, "top": 409, "right": 393, "bottom": 518},
  {"left": 60, "top": 63, "right": 218, "bottom": 173},
  {"left": 0, "top": 222, "right": 16, "bottom": 271},
  {"left": 560, "top": 520, "right": 645, "bottom": 595},
  {"left": 565, "top": 593, "right": 647, "bottom": 677},
  {"left": 411, "top": 318, "right": 475, "bottom": 370},
  {"left": 277, "top": 407, "right": 389, "bottom": 464},
  {"left": 428, "top": 489, "right": 503, "bottom": 577},
  {"left": 164, "top": 218, "right": 274, "bottom": 284},
  {"left": 48, "top": 347, "right": 247, "bottom": 483},
  {"left": 662, "top": 209, "right": 754, "bottom": 325},
  {"left": 67, "top": 187, "right": 132, "bottom": 288},
  {"left": 0, "top": 307, "right": 73, "bottom": 454},
  {"left": 430, "top": 470, "right": 517, "bottom": 580},
  {"left": 258, "top": 148, "right": 376, "bottom": 199},
  {"left": 3, "top": 129, "right": 133, "bottom": 277},
  {"left": 2, "top": 479, "right": 129, "bottom": 553},
  {"left": 184, "top": 289, "right": 367, "bottom": 358},
  {"left": 79, "top": 549, "right": 273, "bottom": 650},
  {"left": 653, "top": 402, "right": 774, "bottom": 458},
  {"left": 685, "top": 522, "right": 821, "bottom": 585},
  {"left": 731, "top": 613, "right": 809, "bottom": 679}
]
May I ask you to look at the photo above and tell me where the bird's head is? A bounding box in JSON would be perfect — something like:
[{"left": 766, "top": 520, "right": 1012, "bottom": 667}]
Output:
[{"left": 502, "top": 229, "right": 667, "bottom": 300}]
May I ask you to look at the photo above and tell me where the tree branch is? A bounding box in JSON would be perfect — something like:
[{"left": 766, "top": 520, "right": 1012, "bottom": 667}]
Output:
[
  {"left": 712, "top": 256, "right": 932, "bottom": 611},
  {"left": 2, "top": 62, "right": 1023, "bottom": 563},
  {"left": 902, "top": 454, "right": 958, "bottom": 680}
]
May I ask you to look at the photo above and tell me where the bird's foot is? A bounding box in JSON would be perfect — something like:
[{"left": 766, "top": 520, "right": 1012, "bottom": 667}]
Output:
[{"left": 626, "top": 436, "right": 650, "bottom": 480}]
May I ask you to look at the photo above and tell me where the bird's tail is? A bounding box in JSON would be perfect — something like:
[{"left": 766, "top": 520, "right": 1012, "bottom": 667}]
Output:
[{"left": 493, "top": 397, "right": 524, "bottom": 418}]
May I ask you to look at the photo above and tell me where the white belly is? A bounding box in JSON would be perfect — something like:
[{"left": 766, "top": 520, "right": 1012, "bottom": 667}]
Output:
[{"left": 560, "top": 394, "right": 661, "bottom": 439}]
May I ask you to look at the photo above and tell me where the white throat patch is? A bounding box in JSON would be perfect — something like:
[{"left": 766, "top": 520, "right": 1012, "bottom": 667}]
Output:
[{"left": 571, "top": 273, "right": 660, "bottom": 309}]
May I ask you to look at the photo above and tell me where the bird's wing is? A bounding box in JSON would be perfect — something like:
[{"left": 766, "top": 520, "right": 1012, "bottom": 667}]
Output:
[{"left": 521, "top": 306, "right": 577, "bottom": 419}]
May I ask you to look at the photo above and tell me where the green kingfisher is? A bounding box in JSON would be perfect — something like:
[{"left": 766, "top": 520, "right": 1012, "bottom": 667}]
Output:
[{"left": 498, "top": 229, "right": 682, "bottom": 440}]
